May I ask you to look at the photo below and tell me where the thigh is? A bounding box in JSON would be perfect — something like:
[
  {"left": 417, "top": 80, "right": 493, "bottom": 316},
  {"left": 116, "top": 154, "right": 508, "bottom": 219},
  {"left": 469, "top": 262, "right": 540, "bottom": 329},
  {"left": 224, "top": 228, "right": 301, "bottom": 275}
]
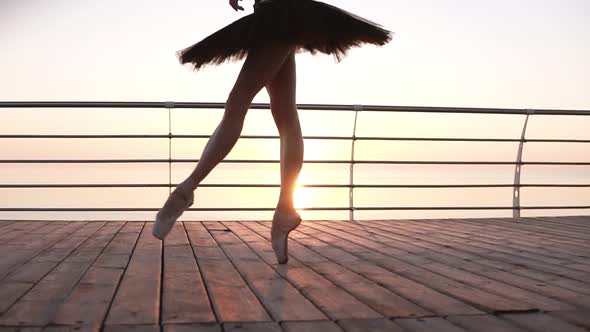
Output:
[
  {"left": 230, "top": 44, "right": 296, "bottom": 102},
  {"left": 266, "top": 52, "right": 297, "bottom": 127}
]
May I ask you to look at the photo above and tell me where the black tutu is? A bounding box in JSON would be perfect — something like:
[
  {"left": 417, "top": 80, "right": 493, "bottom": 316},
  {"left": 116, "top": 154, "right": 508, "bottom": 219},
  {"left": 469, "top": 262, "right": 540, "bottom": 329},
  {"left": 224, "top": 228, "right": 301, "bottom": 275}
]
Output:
[{"left": 177, "top": 0, "right": 392, "bottom": 70}]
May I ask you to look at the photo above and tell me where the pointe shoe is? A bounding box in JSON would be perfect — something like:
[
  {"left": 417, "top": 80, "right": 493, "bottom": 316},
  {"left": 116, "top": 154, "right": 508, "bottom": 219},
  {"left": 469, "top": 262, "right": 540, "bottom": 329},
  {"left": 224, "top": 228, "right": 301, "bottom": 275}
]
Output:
[
  {"left": 271, "top": 211, "right": 302, "bottom": 264},
  {"left": 153, "top": 180, "right": 195, "bottom": 240}
]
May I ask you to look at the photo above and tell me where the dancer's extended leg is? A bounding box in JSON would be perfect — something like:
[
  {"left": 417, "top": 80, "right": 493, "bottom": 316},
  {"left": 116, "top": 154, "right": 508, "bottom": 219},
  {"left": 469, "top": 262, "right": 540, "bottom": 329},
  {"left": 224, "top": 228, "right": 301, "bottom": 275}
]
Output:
[
  {"left": 153, "top": 44, "right": 295, "bottom": 240},
  {"left": 266, "top": 52, "right": 304, "bottom": 264}
]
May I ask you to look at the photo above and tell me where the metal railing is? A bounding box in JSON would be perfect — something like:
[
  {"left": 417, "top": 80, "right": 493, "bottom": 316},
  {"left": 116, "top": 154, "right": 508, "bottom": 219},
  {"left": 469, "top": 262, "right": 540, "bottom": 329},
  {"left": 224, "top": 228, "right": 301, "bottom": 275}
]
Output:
[{"left": 1, "top": 101, "right": 589, "bottom": 220}]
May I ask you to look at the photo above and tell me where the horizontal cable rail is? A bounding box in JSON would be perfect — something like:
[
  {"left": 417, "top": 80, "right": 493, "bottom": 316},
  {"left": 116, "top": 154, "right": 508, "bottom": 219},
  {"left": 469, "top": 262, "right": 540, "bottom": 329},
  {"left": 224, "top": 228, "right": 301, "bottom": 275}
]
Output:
[
  {"left": 1, "top": 134, "right": 590, "bottom": 143},
  {"left": 1, "top": 159, "right": 589, "bottom": 165},
  {"left": 1, "top": 183, "right": 590, "bottom": 188},
  {"left": 2, "top": 101, "right": 590, "bottom": 115},
  {"left": 1, "top": 206, "right": 589, "bottom": 212},
  {"left": 1, "top": 101, "right": 589, "bottom": 217}
]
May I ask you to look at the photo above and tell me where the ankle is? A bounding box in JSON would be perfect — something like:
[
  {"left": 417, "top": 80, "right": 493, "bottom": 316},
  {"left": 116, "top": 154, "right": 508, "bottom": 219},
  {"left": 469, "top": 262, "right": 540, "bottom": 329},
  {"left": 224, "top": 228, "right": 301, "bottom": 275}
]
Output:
[
  {"left": 182, "top": 177, "right": 198, "bottom": 191},
  {"left": 274, "top": 206, "right": 296, "bottom": 216},
  {"left": 273, "top": 208, "right": 300, "bottom": 222}
]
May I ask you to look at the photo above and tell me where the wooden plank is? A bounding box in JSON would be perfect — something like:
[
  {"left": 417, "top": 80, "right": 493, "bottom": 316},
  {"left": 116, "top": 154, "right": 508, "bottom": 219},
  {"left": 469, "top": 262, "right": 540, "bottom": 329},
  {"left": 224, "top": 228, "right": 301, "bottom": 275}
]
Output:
[
  {"left": 0, "top": 328, "right": 42, "bottom": 332},
  {"left": 384, "top": 222, "right": 589, "bottom": 307},
  {"left": 392, "top": 260, "right": 572, "bottom": 311},
  {"left": 356, "top": 220, "right": 590, "bottom": 298},
  {"left": 240, "top": 222, "right": 435, "bottom": 318},
  {"left": 0, "top": 220, "right": 17, "bottom": 231},
  {"left": 0, "top": 300, "right": 58, "bottom": 327},
  {"left": 396, "top": 317, "right": 468, "bottom": 332},
  {"left": 328, "top": 221, "right": 585, "bottom": 311},
  {"left": 500, "top": 312, "right": 587, "bottom": 332},
  {"left": 300, "top": 222, "right": 534, "bottom": 313},
  {"left": 0, "top": 282, "right": 33, "bottom": 313},
  {"left": 4, "top": 262, "right": 59, "bottom": 284},
  {"left": 308, "top": 261, "right": 433, "bottom": 317},
  {"left": 282, "top": 321, "right": 344, "bottom": 332},
  {"left": 50, "top": 271, "right": 122, "bottom": 328},
  {"left": 41, "top": 326, "right": 97, "bottom": 332},
  {"left": 185, "top": 222, "right": 270, "bottom": 323},
  {"left": 93, "top": 253, "right": 130, "bottom": 269},
  {"left": 403, "top": 219, "right": 587, "bottom": 263},
  {"left": 201, "top": 222, "right": 228, "bottom": 231},
  {"left": 26, "top": 224, "right": 104, "bottom": 266},
  {"left": 2, "top": 222, "right": 69, "bottom": 249},
  {"left": 0, "top": 222, "right": 49, "bottom": 243},
  {"left": 562, "top": 262, "right": 590, "bottom": 273},
  {"left": 403, "top": 220, "right": 588, "bottom": 269},
  {"left": 163, "top": 324, "right": 221, "bottom": 332},
  {"left": 369, "top": 220, "right": 590, "bottom": 284},
  {"left": 163, "top": 268, "right": 213, "bottom": 321},
  {"left": 0, "top": 222, "right": 89, "bottom": 279},
  {"left": 446, "top": 314, "right": 527, "bottom": 332},
  {"left": 415, "top": 219, "right": 590, "bottom": 264},
  {"left": 397, "top": 217, "right": 589, "bottom": 248},
  {"left": 208, "top": 222, "right": 327, "bottom": 322},
  {"left": 523, "top": 217, "right": 590, "bottom": 238},
  {"left": 426, "top": 253, "right": 589, "bottom": 310},
  {"left": 50, "top": 222, "right": 141, "bottom": 327},
  {"left": 442, "top": 218, "right": 589, "bottom": 251},
  {"left": 285, "top": 225, "right": 486, "bottom": 319},
  {"left": 117, "top": 222, "right": 144, "bottom": 233},
  {"left": 103, "top": 325, "right": 160, "bottom": 332},
  {"left": 427, "top": 218, "right": 583, "bottom": 265},
  {"left": 0, "top": 250, "right": 44, "bottom": 279},
  {"left": 223, "top": 322, "right": 281, "bottom": 332},
  {"left": 59, "top": 224, "right": 123, "bottom": 266},
  {"left": 408, "top": 218, "right": 590, "bottom": 284},
  {"left": 337, "top": 319, "right": 405, "bottom": 332},
  {"left": 0, "top": 222, "right": 33, "bottom": 239},
  {"left": 0, "top": 223, "right": 108, "bottom": 315},
  {"left": 468, "top": 216, "right": 589, "bottom": 236},
  {"left": 361, "top": 220, "right": 590, "bottom": 298},
  {"left": 548, "top": 310, "right": 590, "bottom": 329},
  {"left": 460, "top": 218, "right": 589, "bottom": 254},
  {"left": 162, "top": 222, "right": 216, "bottom": 324},
  {"left": 0, "top": 270, "right": 89, "bottom": 325},
  {"left": 231, "top": 222, "right": 383, "bottom": 320},
  {"left": 0, "top": 222, "right": 118, "bottom": 326},
  {"left": 105, "top": 222, "right": 162, "bottom": 325}
]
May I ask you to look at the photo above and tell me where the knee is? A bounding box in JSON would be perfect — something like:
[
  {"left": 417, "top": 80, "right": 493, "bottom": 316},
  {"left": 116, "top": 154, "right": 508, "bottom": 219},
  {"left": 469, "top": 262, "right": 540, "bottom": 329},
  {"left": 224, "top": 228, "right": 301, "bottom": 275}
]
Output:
[
  {"left": 223, "top": 90, "right": 252, "bottom": 123},
  {"left": 228, "top": 83, "right": 258, "bottom": 107},
  {"left": 270, "top": 95, "right": 297, "bottom": 112},
  {"left": 271, "top": 104, "right": 299, "bottom": 127}
]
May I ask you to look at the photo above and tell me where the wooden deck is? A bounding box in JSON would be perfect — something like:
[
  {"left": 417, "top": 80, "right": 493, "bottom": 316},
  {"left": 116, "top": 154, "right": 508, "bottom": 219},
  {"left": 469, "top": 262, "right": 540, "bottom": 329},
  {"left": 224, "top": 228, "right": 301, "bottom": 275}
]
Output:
[{"left": 0, "top": 216, "right": 589, "bottom": 332}]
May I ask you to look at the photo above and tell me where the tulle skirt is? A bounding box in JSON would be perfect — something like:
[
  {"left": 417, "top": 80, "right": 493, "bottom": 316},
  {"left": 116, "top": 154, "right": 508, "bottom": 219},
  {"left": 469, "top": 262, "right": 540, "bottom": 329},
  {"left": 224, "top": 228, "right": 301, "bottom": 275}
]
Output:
[{"left": 177, "top": 0, "right": 392, "bottom": 70}]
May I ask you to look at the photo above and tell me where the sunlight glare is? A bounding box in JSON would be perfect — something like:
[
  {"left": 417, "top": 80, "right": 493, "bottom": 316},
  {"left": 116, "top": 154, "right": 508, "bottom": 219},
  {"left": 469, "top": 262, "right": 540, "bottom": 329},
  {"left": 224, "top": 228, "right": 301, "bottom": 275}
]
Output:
[{"left": 293, "top": 173, "right": 310, "bottom": 217}]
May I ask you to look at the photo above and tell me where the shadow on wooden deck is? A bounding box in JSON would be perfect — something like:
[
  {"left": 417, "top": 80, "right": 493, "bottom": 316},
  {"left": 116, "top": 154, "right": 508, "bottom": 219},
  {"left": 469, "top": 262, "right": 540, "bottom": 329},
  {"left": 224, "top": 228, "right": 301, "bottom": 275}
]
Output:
[{"left": 0, "top": 216, "right": 589, "bottom": 331}]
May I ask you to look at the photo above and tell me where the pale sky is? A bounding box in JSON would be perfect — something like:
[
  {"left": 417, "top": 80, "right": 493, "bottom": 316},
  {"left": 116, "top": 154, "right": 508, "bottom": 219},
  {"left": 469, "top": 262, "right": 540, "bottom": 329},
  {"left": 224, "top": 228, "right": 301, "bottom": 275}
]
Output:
[
  {"left": 1, "top": 0, "right": 589, "bottom": 220},
  {"left": 1, "top": 0, "right": 590, "bottom": 164},
  {"left": 1, "top": 0, "right": 590, "bottom": 109}
]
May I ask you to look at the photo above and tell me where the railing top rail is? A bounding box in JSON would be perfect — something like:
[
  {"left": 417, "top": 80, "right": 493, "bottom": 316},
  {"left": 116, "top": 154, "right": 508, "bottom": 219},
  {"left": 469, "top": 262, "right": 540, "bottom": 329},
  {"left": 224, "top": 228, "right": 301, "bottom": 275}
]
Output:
[{"left": 1, "top": 101, "right": 590, "bottom": 115}]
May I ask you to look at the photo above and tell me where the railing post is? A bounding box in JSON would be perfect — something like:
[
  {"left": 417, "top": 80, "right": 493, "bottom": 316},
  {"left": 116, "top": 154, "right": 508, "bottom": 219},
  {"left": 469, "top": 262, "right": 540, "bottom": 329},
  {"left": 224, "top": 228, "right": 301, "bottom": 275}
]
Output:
[
  {"left": 513, "top": 109, "right": 533, "bottom": 219},
  {"left": 165, "top": 101, "right": 175, "bottom": 194},
  {"left": 349, "top": 105, "right": 362, "bottom": 221}
]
